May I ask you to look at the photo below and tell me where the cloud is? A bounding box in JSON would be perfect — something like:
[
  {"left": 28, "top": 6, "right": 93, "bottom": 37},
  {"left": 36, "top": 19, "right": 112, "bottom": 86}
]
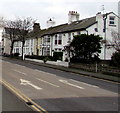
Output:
[{"left": 0, "top": 0, "right": 119, "bottom": 28}]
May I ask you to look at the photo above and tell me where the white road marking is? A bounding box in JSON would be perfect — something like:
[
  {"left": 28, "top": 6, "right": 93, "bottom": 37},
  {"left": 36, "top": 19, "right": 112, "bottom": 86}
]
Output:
[
  {"left": 12, "top": 69, "right": 27, "bottom": 76},
  {"left": 20, "top": 79, "right": 42, "bottom": 90},
  {"left": 37, "top": 78, "right": 59, "bottom": 87},
  {"left": 70, "top": 79, "right": 99, "bottom": 88},
  {"left": 35, "top": 69, "right": 56, "bottom": 76},
  {"left": 59, "top": 79, "right": 84, "bottom": 89}
]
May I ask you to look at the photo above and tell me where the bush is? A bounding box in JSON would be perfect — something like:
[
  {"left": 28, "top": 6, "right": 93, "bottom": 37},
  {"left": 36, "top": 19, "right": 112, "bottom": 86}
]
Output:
[
  {"left": 64, "top": 58, "right": 68, "bottom": 62},
  {"left": 25, "top": 55, "right": 54, "bottom": 61},
  {"left": 110, "top": 51, "right": 120, "bottom": 67},
  {"left": 53, "top": 52, "right": 63, "bottom": 61},
  {"left": 13, "top": 53, "right": 20, "bottom": 57},
  {"left": 70, "top": 56, "right": 100, "bottom": 64},
  {"left": 43, "top": 57, "right": 50, "bottom": 63}
]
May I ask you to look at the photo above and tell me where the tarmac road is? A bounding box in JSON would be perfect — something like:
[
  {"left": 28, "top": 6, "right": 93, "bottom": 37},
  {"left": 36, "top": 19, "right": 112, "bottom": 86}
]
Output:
[
  {"left": 1, "top": 58, "right": 119, "bottom": 112},
  {"left": 1, "top": 83, "right": 34, "bottom": 112}
]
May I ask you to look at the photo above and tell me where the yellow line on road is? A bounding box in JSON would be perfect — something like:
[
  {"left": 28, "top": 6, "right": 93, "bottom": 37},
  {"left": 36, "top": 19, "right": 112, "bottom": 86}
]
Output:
[{"left": 1, "top": 79, "right": 49, "bottom": 113}]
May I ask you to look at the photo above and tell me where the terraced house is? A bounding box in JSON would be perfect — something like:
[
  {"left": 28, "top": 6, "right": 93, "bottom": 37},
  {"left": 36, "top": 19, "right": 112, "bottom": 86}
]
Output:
[{"left": 13, "top": 11, "right": 119, "bottom": 61}]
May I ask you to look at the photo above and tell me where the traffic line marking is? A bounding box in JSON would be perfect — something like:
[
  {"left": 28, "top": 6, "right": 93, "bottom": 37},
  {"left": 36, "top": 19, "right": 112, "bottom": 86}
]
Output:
[
  {"left": 70, "top": 79, "right": 99, "bottom": 88},
  {"left": 20, "top": 79, "right": 42, "bottom": 90},
  {"left": 12, "top": 69, "right": 27, "bottom": 76},
  {"left": 37, "top": 78, "right": 60, "bottom": 87},
  {"left": 1, "top": 79, "right": 49, "bottom": 113},
  {"left": 59, "top": 79, "right": 84, "bottom": 89}
]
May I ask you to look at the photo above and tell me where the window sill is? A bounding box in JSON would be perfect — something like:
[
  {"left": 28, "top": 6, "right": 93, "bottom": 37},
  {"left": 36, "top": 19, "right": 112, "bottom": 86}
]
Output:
[{"left": 109, "top": 24, "right": 116, "bottom": 27}]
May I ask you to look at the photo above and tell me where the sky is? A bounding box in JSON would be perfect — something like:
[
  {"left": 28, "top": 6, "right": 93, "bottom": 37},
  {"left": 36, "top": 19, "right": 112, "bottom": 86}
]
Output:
[{"left": 0, "top": 0, "right": 119, "bottom": 29}]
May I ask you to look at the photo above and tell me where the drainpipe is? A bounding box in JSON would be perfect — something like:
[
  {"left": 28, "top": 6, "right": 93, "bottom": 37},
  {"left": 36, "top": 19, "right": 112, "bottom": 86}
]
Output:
[{"left": 103, "top": 14, "right": 107, "bottom": 60}]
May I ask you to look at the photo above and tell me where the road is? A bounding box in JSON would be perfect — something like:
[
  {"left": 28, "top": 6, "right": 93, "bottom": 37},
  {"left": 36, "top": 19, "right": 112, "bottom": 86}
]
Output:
[
  {"left": 1, "top": 58, "right": 119, "bottom": 112},
  {"left": 1, "top": 83, "right": 34, "bottom": 112}
]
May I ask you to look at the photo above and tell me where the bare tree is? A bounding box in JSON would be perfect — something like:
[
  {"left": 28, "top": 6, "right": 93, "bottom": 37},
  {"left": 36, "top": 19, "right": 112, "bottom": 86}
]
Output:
[
  {"left": 111, "top": 31, "right": 120, "bottom": 52},
  {"left": 15, "top": 17, "right": 35, "bottom": 58},
  {"left": 2, "top": 20, "right": 20, "bottom": 55}
]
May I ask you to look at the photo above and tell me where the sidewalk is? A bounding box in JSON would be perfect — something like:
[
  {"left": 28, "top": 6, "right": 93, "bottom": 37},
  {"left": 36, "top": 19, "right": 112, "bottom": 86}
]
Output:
[{"left": 25, "top": 59, "right": 119, "bottom": 83}]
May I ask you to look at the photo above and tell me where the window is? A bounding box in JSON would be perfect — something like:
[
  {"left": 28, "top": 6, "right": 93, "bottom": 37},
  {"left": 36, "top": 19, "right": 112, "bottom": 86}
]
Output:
[
  {"left": 58, "top": 34, "right": 62, "bottom": 45},
  {"left": 77, "top": 31, "right": 81, "bottom": 35},
  {"left": 109, "top": 16, "right": 115, "bottom": 25},
  {"left": 47, "top": 37, "right": 50, "bottom": 43},
  {"left": 54, "top": 34, "right": 62, "bottom": 45},
  {"left": 95, "top": 28, "right": 98, "bottom": 32},
  {"left": 16, "top": 48, "right": 19, "bottom": 53},
  {"left": 59, "top": 49, "right": 62, "bottom": 51},
  {"left": 55, "top": 48, "right": 57, "bottom": 51},
  {"left": 44, "top": 47, "right": 50, "bottom": 56},
  {"left": 31, "top": 39, "right": 33, "bottom": 46},
  {"left": 68, "top": 33, "right": 71, "bottom": 41},
  {"left": 110, "top": 21, "right": 115, "bottom": 25},
  {"left": 110, "top": 16, "right": 115, "bottom": 20}
]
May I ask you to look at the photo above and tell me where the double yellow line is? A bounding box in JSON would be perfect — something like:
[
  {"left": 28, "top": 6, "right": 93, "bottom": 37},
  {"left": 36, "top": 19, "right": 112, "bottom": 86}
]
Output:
[{"left": 0, "top": 79, "right": 49, "bottom": 113}]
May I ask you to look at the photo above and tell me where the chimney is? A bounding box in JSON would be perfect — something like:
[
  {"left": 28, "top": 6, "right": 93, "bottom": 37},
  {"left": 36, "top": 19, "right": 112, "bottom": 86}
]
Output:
[
  {"left": 96, "top": 12, "right": 103, "bottom": 21},
  {"left": 68, "top": 11, "right": 79, "bottom": 24},
  {"left": 46, "top": 18, "right": 55, "bottom": 28},
  {"left": 33, "top": 23, "right": 41, "bottom": 32}
]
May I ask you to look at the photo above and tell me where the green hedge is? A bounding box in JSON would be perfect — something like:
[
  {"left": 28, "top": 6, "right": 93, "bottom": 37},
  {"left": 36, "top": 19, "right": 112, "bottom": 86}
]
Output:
[
  {"left": 53, "top": 52, "right": 63, "bottom": 61},
  {"left": 25, "top": 55, "right": 54, "bottom": 61},
  {"left": 25, "top": 52, "right": 63, "bottom": 61}
]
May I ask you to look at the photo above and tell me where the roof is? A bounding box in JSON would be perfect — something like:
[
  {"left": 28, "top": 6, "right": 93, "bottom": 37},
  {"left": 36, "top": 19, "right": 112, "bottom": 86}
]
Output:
[
  {"left": 29, "top": 12, "right": 118, "bottom": 38},
  {"left": 41, "top": 16, "right": 96, "bottom": 36},
  {"left": 39, "top": 16, "right": 96, "bottom": 37}
]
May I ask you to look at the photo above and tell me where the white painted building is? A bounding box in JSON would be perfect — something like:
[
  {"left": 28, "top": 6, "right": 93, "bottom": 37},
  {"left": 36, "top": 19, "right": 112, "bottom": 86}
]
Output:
[
  {"left": 0, "top": 27, "right": 4, "bottom": 53},
  {"left": 11, "top": 11, "right": 119, "bottom": 61},
  {"left": 1, "top": 27, "right": 11, "bottom": 55},
  {"left": 118, "top": 1, "right": 120, "bottom": 33},
  {"left": 13, "top": 38, "right": 34, "bottom": 56},
  {"left": 39, "top": 11, "right": 119, "bottom": 60}
]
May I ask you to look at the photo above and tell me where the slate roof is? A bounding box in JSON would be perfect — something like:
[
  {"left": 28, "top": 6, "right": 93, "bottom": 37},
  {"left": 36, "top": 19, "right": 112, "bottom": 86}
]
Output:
[
  {"left": 29, "top": 12, "right": 118, "bottom": 38},
  {"left": 39, "top": 16, "right": 97, "bottom": 37}
]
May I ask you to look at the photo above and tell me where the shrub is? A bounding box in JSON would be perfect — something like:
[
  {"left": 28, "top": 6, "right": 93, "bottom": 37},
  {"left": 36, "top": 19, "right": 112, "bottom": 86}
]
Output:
[
  {"left": 13, "top": 53, "right": 20, "bottom": 57},
  {"left": 43, "top": 57, "right": 50, "bottom": 63},
  {"left": 25, "top": 55, "right": 54, "bottom": 61},
  {"left": 64, "top": 58, "right": 68, "bottom": 62},
  {"left": 53, "top": 52, "right": 63, "bottom": 61},
  {"left": 110, "top": 51, "right": 120, "bottom": 67}
]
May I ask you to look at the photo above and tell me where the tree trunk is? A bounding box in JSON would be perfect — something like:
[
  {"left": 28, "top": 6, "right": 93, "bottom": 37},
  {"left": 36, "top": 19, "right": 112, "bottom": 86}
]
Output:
[
  {"left": 10, "top": 41, "right": 14, "bottom": 55},
  {"left": 21, "top": 41, "right": 25, "bottom": 60}
]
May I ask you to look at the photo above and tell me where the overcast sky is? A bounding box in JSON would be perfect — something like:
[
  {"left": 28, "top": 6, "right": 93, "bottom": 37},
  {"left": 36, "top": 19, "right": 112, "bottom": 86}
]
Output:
[{"left": 0, "top": 0, "right": 119, "bottom": 29}]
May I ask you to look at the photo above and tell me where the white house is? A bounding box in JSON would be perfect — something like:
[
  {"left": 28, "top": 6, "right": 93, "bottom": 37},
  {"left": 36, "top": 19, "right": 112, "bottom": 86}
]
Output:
[
  {"left": 13, "top": 38, "right": 34, "bottom": 56},
  {"left": 0, "top": 27, "right": 3, "bottom": 53},
  {"left": 11, "top": 11, "right": 119, "bottom": 61},
  {"left": 38, "top": 11, "right": 119, "bottom": 60},
  {"left": 1, "top": 27, "right": 11, "bottom": 55},
  {"left": 118, "top": 1, "right": 120, "bottom": 33}
]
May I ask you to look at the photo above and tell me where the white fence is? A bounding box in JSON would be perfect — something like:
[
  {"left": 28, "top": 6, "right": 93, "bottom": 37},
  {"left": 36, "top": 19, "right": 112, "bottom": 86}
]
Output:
[{"left": 25, "top": 58, "right": 69, "bottom": 67}]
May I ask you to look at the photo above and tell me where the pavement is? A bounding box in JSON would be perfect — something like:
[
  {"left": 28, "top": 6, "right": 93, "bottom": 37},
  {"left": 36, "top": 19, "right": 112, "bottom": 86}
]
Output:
[{"left": 25, "top": 58, "right": 119, "bottom": 83}]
